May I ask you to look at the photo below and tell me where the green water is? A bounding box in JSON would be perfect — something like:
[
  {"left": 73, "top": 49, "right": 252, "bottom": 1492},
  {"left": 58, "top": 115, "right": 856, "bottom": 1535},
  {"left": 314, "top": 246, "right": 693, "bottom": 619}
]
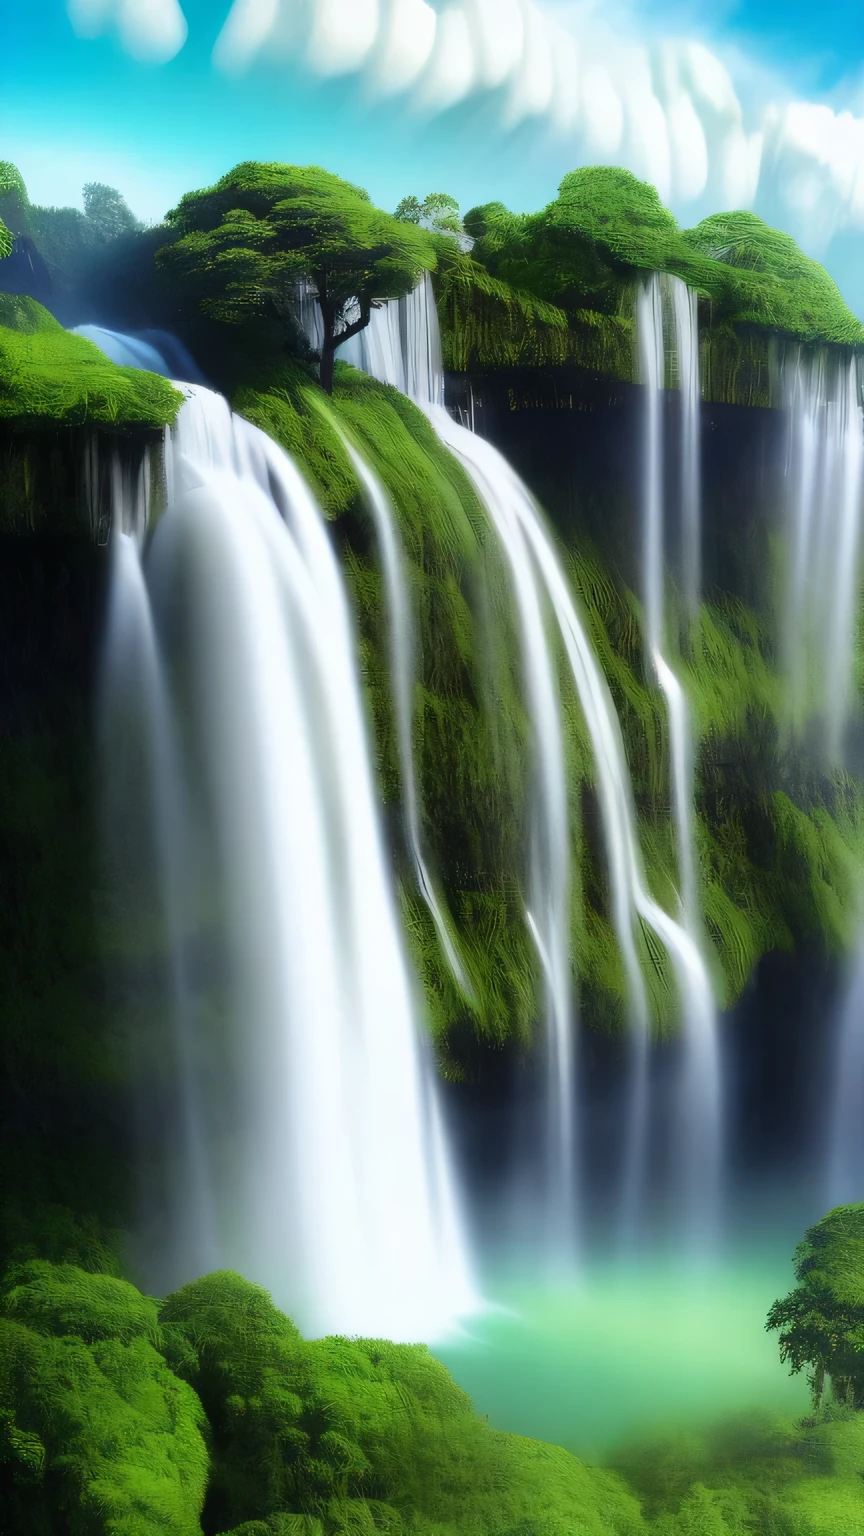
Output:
[{"left": 439, "top": 1259, "right": 809, "bottom": 1460}]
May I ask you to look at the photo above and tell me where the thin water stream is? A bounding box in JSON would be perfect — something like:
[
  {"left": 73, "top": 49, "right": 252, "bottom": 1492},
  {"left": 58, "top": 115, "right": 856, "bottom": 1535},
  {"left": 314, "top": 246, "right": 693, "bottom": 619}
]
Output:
[{"left": 637, "top": 274, "right": 721, "bottom": 1251}]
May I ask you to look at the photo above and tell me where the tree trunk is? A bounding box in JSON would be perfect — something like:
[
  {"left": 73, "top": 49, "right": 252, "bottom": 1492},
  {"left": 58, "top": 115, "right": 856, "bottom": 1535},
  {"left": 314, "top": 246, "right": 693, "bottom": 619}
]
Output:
[
  {"left": 320, "top": 341, "right": 336, "bottom": 395},
  {"left": 317, "top": 300, "right": 373, "bottom": 395}
]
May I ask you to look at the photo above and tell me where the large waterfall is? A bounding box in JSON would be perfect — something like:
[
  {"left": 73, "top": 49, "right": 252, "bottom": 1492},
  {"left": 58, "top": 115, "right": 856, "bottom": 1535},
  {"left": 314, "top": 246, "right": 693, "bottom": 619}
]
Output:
[
  {"left": 637, "top": 274, "right": 722, "bottom": 1250},
  {"left": 99, "top": 363, "right": 477, "bottom": 1340},
  {"left": 777, "top": 348, "right": 864, "bottom": 1209},
  {"left": 339, "top": 275, "right": 723, "bottom": 1250}
]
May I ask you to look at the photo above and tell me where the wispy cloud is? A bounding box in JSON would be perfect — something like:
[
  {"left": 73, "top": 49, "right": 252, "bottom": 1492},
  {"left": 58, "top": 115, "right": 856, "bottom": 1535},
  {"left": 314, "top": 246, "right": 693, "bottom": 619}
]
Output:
[
  {"left": 67, "top": 0, "right": 188, "bottom": 64},
  {"left": 64, "top": 0, "right": 864, "bottom": 263},
  {"left": 207, "top": 0, "right": 864, "bottom": 255}
]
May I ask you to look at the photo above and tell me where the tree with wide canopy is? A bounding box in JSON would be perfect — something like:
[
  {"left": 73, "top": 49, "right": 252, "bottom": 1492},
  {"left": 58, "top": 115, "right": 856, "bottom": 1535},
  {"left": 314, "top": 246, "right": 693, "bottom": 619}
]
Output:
[
  {"left": 158, "top": 162, "right": 436, "bottom": 393},
  {"left": 767, "top": 1203, "right": 864, "bottom": 1409}
]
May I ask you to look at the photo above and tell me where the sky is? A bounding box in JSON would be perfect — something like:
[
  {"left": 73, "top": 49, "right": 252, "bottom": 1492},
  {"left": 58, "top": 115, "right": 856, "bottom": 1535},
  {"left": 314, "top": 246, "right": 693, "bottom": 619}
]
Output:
[{"left": 4, "top": 0, "right": 864, "bottom": 313}]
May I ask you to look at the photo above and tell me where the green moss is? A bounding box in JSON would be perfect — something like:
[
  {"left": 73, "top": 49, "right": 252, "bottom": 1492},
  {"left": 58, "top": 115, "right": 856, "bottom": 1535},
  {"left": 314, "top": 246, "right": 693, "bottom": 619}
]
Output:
[
  {"left": 683, "top": 211, "right": 864, "bottom": 347},
  {"left": 0, "top": 295, "right": 182, "bottom": 427}
]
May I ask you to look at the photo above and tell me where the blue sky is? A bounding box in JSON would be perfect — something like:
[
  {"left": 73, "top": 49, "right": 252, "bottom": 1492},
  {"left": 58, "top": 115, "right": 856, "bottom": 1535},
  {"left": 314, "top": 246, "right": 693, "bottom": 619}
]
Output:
[{"left": 4, "top": 1, "right": 864, "bottom": 312}]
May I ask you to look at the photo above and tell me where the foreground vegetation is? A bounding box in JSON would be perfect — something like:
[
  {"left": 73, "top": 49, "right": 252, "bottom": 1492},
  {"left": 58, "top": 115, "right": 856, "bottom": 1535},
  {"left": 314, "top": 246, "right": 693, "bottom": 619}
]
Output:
[{"left": 3, "top": 1206, "right": 864, "bottom": 1534}]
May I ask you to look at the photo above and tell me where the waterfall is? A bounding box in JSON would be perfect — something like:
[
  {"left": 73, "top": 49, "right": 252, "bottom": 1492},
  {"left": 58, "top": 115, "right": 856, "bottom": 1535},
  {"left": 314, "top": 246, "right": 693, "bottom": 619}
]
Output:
[
  {"left": 827, "top": 941, "right": 864, "bottom": 1207},
  {"left": 343, "top": 441, "right": 470, "bottom": 994},
  {"left": 72, "top": 324, "right": 207, "bottom": 383},
  {"left": 636, "top": 274, "right": 722, "bottom": 1251},
  {"left": 101, "top": 524, "right": 221, "bottom": 1285},
  {"left": 337, "top": 275, "right": 723, "bottom": 1252},
  {"left": 779, "top": 349, "right": 864, "bottom": 760},
  {"left": 96, "top": 351, "right": 477, "bottom": 1339},
  {"left": 670, "top": 280, "right": 702, "bottom": 622}
]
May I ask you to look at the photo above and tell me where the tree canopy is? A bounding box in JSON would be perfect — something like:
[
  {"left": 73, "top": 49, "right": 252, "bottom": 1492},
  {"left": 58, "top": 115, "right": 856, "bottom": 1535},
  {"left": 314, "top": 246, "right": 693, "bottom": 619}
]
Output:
[
  {"left": 462, "top": 166, "right": 864, "bottom": 351},
  {"left": 81, "top": 182, "right": 142, "bottom": 242},
  {"left": 767, "top": 1203, "right": 864, "bottom": 1408},
  {"left": 395, "top": 191, "right": 463, "bottom": 239},
  {"left": 158, "top": 162, "right": 437, "bottom": 392}
]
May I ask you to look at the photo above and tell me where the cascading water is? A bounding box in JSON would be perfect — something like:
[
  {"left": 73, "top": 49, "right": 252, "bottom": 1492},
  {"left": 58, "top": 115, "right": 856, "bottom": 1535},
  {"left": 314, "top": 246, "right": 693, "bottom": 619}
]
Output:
[
  {"left": 779, "top": 348, "right": 864, "bottom": 760},
  {"left": 670, "top": 279, "right": 702, "bottom": 623},
  {"left": 774, "top": 348, "right": 864, "bottom": 1206},
  {"left": 72, "top": 324, "right": 207, "bottom": 383},
  {"left": 637, "top": 274, "right": 722, "bottom": 1252},
  {"left": 340, "top": 274, "right": 722, "bottom": 1253},
  {"left": 97, "top": 344, "right": 477, "bottom": 1340},
  {"left": 343, "top": 441, "right": 469, "bottom": 993}
]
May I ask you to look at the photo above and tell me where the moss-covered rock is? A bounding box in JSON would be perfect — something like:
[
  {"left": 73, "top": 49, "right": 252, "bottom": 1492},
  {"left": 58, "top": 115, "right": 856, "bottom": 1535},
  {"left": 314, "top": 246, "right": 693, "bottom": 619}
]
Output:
[{"left": 0, "top": 294, "right": 182, "bottom": 427}]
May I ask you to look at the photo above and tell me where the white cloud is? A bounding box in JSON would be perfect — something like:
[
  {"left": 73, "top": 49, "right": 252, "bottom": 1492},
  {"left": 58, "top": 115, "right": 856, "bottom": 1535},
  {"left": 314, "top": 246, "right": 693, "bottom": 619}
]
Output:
[
  {"left": 67, "top": 0, "right": 188, "bottom": 63},
  {"left": 67, "top": 0, "right": 864, "bottom": 271}
]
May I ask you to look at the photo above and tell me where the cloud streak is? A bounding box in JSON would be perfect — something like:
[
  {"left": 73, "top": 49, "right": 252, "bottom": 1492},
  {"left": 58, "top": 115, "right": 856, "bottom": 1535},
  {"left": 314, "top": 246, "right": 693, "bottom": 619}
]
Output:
[
  {"left": 206, "top": 0, "right": 864, "bottom": 255},
  {"left": 64, "top": 0, "right": 864, "bottom": 265}
]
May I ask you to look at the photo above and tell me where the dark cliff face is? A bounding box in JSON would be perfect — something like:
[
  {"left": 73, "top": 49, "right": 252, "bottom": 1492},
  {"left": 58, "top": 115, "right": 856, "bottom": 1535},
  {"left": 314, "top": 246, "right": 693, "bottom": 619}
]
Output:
[{"left": 445, "top": 367, "right": 786, "bottom": 612}]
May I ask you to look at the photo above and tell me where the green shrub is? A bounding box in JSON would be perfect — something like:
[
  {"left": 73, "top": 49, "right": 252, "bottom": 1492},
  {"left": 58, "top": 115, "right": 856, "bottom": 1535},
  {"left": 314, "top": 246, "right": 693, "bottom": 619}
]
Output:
[
  {"left": 0, "top": 1261, "right": 209, "bottom": 1536},
  {"left": 0, "top": 294, "right": 182, "bottom": 426}
]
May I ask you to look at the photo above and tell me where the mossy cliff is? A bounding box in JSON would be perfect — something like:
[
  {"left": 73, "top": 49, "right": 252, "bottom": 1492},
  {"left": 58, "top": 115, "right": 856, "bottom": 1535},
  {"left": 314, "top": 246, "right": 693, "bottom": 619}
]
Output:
[
  {"left": 230, "top": 362, "right": 864, "bottom": 1066},
  {"left": 439, "top": 167, "right": 864, "bottom": 401}
]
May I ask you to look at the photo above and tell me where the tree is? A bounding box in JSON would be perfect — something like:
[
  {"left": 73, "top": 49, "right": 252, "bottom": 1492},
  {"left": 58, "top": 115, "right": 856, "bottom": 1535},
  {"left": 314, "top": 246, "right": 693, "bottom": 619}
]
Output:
[
  {"left": 82, "top": 182, "right": 142, "bottom": 241},
  {"left": 158, "top": 162, "right": 436, "bottom": 393},
  {"left": 0, "top": 163, "right": 27, "bottom": 260},
  {"left": 767, "top": 1203, "right": 864, "bottom": 1409},
  {"left": 395, "top": 190, "right": 464, "bottom": 239}
]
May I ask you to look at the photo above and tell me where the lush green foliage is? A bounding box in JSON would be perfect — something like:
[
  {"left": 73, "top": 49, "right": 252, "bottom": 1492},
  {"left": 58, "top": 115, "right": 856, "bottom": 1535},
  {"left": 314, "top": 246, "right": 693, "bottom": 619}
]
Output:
[
  {"left": 0, "top": 160, "right": 145, "bottom": 296},
  {"left": 394, "top": 191, "right": 463, "bottom": 238},
  {"left": 159, "top": 163, "right": 436, "bottom": 391},
  {"left": 0, "top": 162, "right": 18, "bottom": 259},
  {"left": 82, "top": 182, "right": 142, "bottom": 243},
  {"left": 455, "top": 167, "right": 864, "bottom": 380},
  {"left": 767, "top": 1204, "right": 864, "bottom": 1409},
  {"left": 0, "top": 1261, "right": 645, "bottom": 1536},
  {"left": 0, "top": 1262, "right": 209, "bottom": 1535},
  {"left": 618, "top": 1406, "right": 864, "bottom": 1534},
  {"left": 0, "top": 294, "right": 182, "bottom": 425},
  {"left": 160, "top": 1269, "right": 644, "bottom": 1536}
]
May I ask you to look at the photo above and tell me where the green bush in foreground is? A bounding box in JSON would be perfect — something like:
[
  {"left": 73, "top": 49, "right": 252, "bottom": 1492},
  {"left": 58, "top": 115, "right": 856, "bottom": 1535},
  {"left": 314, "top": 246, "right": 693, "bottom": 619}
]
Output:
[{"left": 0, "top": 1261, "right": 209, "bottom": 1535}]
